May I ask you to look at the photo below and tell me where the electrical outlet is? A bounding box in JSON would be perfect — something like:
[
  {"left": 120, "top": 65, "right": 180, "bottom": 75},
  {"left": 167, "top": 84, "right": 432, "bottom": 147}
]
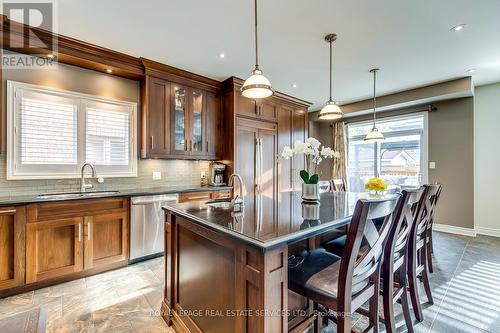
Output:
[
  {"left": 429, "top": 162, "right": 436, "bottom": 169},
  {"left": 152, "top": 171, "right": 162, "bottom": 180}
]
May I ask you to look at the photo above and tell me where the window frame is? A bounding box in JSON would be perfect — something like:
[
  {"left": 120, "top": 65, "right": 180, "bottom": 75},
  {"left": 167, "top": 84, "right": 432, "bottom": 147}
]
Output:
[
  {"left": 345, "top": 112, "right": 428, "bottom": 189},
  {"left": 7, "top": 80, "right": 138, "bottom": 180}
]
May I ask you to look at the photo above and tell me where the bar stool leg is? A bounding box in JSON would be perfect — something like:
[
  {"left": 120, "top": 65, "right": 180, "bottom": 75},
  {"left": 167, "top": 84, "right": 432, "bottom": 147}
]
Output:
[
  {"left": 382, "top": 271, "right": 396, "bottom": 333},
  {"left": 369, "top": 270, "right": 381, "bottom": 333},
  {"left": 421, "top": 245, "right": 434, "bottom": 305}
]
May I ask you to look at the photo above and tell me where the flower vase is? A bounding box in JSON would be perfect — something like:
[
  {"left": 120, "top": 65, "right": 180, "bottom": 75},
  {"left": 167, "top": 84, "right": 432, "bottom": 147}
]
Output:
[{"left": 302, "top": 183, "right": 320, "bottom": 202}]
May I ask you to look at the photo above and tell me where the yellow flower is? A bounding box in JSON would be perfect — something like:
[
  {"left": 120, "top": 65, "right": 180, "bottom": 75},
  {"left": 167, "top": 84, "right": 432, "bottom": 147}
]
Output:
[{"left": 365, "top": 178, "right": 388, "bottom": 192}]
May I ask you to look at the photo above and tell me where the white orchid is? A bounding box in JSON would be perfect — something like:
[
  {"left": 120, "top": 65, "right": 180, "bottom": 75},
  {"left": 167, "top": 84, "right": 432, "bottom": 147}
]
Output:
[
  {"left": 278, "top": 146, "right": 294, "bottom": 160},
  {"left": 306, "top": 137, "right": 321, "bottom": 149},
  {"left": 277, "top": 137, "right": 340, "bottom": 184}
]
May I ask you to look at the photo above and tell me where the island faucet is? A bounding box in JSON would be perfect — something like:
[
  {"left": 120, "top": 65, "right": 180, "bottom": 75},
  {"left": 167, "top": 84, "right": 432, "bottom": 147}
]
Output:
[
  {"left": 228, "top": 174, "right": 244, "bottom": 207},
  {"left": 80, "top": 162, "right": 101, "bottom": 192}
]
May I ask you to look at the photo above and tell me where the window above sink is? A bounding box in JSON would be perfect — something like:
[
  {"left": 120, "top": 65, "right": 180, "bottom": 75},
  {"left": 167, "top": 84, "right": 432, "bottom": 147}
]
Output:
[{"left": 6, "top": 81, "right": 138, "bottom": 180}]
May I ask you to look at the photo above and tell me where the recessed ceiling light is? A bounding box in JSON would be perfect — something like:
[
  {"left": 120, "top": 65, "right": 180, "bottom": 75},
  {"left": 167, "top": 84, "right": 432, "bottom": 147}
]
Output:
[
  {"left": 106, "top": 68, "right": 113, "bottom": 73},
  {"left": 218, "top": 53, "right": 225, "bottom": 59},
  {"left": 291, "top": 84, "right": 297, "bottom": 88},
  {"left": 451, "top": 24, "right": 466, "bottom": 32},
  {"left": 466, "top": 68, "right": 476, "bottom": 74}
]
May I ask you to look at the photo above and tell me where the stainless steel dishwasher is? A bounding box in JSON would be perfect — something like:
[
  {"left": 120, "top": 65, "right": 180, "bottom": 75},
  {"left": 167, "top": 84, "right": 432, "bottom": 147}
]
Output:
[{"left": 130, "top": 193, "right": 179, "bottom": 263}]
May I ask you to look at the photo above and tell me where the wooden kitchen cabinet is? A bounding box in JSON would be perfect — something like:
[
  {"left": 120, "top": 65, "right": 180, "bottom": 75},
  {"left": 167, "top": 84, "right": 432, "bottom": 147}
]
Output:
[
  {"left": 0, "top": 206, "right": 25, "bottom": 290},
  {"left": 84, "top": 211, "right": 129, "bottom": 270},
  {"left": 25, "top": 198, "right": 129, "bottom": 284},
  {"left": 141, "top": 60, "right": 222, "bottom": 160},
  {"left": 143, "top": 76, "right": 171, "bottom": 157},
  {"left": 26, "top": 217, "right": 84, "bottom": 284},
  {"left": 234, "top": 92, "right": 278, "bottom": 122},
  {"left": 235, "top": 117, "right": 278, "bottom": 237}
]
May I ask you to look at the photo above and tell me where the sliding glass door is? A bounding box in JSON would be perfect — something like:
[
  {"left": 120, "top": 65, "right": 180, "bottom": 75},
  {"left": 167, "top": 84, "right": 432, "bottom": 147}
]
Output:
[{"left": 346, "top": 113, "right": 427, "bottom": 192}]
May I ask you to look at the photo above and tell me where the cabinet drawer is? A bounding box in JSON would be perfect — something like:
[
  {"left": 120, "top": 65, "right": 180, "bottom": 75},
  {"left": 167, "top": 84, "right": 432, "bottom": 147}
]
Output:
[
  {"left": 27, "top": 198, "right": 128, "bottom": 222},
  {"left": 212, "top": 190, "right": 232, "bottom": 200},
  {"left": 179, "top": 191, "right": 213, "bottom": 203}
]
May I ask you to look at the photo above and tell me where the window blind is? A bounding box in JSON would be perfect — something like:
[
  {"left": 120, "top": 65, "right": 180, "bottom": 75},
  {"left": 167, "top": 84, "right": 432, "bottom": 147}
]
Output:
[
  {"left": 20, "top": 97, "right": 77, "bottom": 165},
  {"left": 86, "top": 107, "right": 130, "bottom": 166}
]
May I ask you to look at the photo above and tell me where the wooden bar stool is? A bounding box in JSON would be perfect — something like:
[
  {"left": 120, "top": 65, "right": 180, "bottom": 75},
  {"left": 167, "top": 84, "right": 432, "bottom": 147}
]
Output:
[
  {"left": 425, "top": 184, "right": 442, "bottom": 272},
  {"left": 288, "top": 196, "right": 400, "bottom": 333},
  {"left": 407, "top": 184, "right": 440, "bottom": 322},
  {"left": 381, "top": 188, "right": 425, "bottom": 333}
]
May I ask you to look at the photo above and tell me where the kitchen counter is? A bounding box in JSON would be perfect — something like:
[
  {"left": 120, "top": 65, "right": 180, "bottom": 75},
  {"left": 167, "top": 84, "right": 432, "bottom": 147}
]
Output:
[
  {"left": 0, "top": 185, "right": 232, "bottom": 206},
  {"left": 163, "top": 191, "right": 398, "bottom": 251}
]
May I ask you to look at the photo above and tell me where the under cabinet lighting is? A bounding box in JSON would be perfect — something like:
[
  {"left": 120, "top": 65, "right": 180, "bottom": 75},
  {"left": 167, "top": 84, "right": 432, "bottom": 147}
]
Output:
[
  {"left": 47, "top": 54, "right": 54, "bottom": 59},
  {"left": 466, "top": 68, "right": 476, "bottom": 74},
  {"left": 106, "top": 68, "right": 113, "bottom": 74}
]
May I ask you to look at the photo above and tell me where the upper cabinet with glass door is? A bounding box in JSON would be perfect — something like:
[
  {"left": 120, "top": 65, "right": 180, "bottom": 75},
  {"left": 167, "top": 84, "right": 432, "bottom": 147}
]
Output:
[{"left": 171, "top": 84, "right": 188, "bottom": 155}]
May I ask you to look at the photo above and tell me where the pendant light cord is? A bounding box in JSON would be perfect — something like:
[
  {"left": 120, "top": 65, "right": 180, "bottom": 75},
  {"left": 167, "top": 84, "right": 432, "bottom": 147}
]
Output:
[
  {"left": 254, "top": 0, "right": 259, "bottom": 69},
  {"left": 372, "top": 69, "right": 377, "bottom": 127},
  {"left": 329, "top": 39, "right": 333, "bottom": 101}
]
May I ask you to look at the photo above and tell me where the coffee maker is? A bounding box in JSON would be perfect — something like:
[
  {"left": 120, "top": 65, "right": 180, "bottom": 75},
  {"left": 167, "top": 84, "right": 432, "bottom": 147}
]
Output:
[{"left": 209, "top": 162, "right": 226, "bottom": 186}]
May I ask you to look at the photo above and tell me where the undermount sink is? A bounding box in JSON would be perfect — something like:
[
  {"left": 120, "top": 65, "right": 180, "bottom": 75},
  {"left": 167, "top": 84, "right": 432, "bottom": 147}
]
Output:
[{"left": 37, "top": 191, "right": 120, "bottom": 200}]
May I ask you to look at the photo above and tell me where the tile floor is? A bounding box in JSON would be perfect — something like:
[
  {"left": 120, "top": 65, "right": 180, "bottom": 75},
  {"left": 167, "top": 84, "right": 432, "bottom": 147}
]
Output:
[{"left": 0, "top": 232, "right": 499, "bottom": 333}]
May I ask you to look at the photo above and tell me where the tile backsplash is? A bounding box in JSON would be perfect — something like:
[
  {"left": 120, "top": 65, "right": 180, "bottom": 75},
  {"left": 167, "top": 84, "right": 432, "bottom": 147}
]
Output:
[{"left": 0, "top": 154, "right": 210, "bottom": 196}]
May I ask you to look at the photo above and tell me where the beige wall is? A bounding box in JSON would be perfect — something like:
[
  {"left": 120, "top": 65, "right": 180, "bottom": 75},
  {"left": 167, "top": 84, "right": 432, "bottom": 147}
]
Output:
[
  {"left": 474, "top": 83, "right": 500, "bottom": 232},
  {"left": 0, "top": 62, "right": 208, "bottom": 196},
  {"left": 428, "top": 97, "right": 474, "bottom": 229}
]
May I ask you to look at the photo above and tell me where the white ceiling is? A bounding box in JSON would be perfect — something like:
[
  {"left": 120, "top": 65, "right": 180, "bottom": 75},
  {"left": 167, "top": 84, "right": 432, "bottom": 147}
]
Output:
[{"left": 55, "top": 0, "right": 500, "bottom": 109}]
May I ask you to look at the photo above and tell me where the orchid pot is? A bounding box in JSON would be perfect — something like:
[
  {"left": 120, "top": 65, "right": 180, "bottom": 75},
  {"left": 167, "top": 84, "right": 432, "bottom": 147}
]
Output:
[{"left": 278, "top": 137, "right": 340, "bottom": 202}]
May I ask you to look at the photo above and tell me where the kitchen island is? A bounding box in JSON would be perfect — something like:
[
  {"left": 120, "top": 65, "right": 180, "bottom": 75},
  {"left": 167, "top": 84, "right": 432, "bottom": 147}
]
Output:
[{"left": 161, "top": 191, "right": 373, "bottom": 333}]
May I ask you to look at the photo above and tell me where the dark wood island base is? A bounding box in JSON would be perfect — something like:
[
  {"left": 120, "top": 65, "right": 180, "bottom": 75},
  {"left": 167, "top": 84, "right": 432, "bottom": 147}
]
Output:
[{"left": 161, "top": 214, "right": 289, "bottom": 333}]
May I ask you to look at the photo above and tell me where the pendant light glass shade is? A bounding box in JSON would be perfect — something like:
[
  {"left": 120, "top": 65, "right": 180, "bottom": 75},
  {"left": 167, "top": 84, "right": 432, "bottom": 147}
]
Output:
[
  {"left": 365, "top": 127, "right": 385, "bottom": 141},
  {"left": 365, "top": 68, "right": 385, "bottom": 141},
  {"left": 241, "top": 68, "right": 273, "bottom": 99},
  {"left": 319, "top": 33, "right": 343, "bottom": 120},
  {"left": 319, "top": 100, "right": 343, "bottom": 120},
  {"left": 241, "top": 0, "right": 273, "bottom": 99}
]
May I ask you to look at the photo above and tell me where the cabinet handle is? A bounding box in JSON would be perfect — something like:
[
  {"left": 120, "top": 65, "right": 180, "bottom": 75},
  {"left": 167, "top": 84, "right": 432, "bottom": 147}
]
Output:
[
  {"left": 192, "top": 139, "right": 195, "bottom": 151},
  {"left": 87, "top": 222, "right": 91, "bottom": 241},
  {"left": 150, "top": 136, "right": 154, "bottom": 150},
  {"left": 78, "top": 223, "right": 82, "bottom": 242},
  {"left": 0, "top": 209, "right": 16, "bottom": 214}
]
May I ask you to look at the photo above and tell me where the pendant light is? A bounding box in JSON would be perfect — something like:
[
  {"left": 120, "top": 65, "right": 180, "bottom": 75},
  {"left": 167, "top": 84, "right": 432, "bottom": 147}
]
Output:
[
  {"left": 365, "top": 68, "right": 385, "bottom": 141},
  {"left": 319, "top": 33, "right": 343, "bottom": 120},
  {"left": 241, "top": 0, "right": 273, "bottom": 99}
]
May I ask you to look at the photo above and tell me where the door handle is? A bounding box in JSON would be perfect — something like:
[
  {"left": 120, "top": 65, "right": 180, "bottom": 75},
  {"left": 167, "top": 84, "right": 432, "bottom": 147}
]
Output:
[
  {"left": 78, "top": 223, "right": 82, "bottom": 242},
  {"left": 87, "top": 222, "right": 91, "bottom": 241},
  {"left": 150, "top": 136, "right": 154, "bottom": 150},
  {"left": 0, "top": 209, "right": 16, "bottom": 214}
]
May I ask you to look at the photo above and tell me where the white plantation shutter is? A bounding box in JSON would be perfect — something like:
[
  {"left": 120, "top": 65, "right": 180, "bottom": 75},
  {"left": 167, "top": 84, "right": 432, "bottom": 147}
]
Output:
[
  {"left": 86, "top": 107, "right": 130, "bottom": 166},
  {"left": 7, "top": 81, "right": 137, "bottom": 179},
  {"left": 21, "top": 98, "right": 77, "bottom": 165}
]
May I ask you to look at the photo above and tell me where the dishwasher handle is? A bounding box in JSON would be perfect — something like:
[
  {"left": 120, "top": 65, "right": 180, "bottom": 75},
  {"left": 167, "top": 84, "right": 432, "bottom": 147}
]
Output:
[{"left": 131, "top": 194, "right": 179, "bottom": 205}]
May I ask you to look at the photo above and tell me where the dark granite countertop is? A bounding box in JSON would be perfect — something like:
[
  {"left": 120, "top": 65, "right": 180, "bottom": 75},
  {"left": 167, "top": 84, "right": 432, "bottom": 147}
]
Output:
[
  {"left": 162, "top": 191, "right": 399, "bottom": 251},
  {"left": 0, "top": 185, "right": 232, "bottom": 206}
]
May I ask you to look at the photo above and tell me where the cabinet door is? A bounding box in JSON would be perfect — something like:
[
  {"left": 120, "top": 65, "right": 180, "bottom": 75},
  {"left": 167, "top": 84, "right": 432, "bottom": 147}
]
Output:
[
  {"left": 171, "top": 84, "right": 189, "bottom": 155},
  {"left": 84, "top": 212, "right": 129, "bottom": 270},
  {"left": 277, "top": 106, "right": 293, "bottom": 232},
  {"left": 0, "top": 207, "right": 25, "bottom": 290},
  {"left": 257, "top": 100, "right": 278, "bottom": 122},
  {"left": 189, "top": 88, "right": 206, "bottom": 155},
  {"left": 26, "top": 217, "right": 83, "bottom": 284},
  {"left": 205, "top": 92, "right": 220, "bottom": 157},
  {"left": 235, "top": 93, "right": 258, "bottom": 118},
  {"left": 258, "top": 127, "right": 278, "bottom": 237},
  {"left": 147, "top": 77, "right": 171, "bottom": 156}
]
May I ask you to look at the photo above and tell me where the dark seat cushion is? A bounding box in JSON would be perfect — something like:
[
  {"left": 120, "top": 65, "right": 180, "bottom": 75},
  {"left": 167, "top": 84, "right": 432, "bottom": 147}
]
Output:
[{"left": 288, "top": 248, "right": 342, "bottom": 298}]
